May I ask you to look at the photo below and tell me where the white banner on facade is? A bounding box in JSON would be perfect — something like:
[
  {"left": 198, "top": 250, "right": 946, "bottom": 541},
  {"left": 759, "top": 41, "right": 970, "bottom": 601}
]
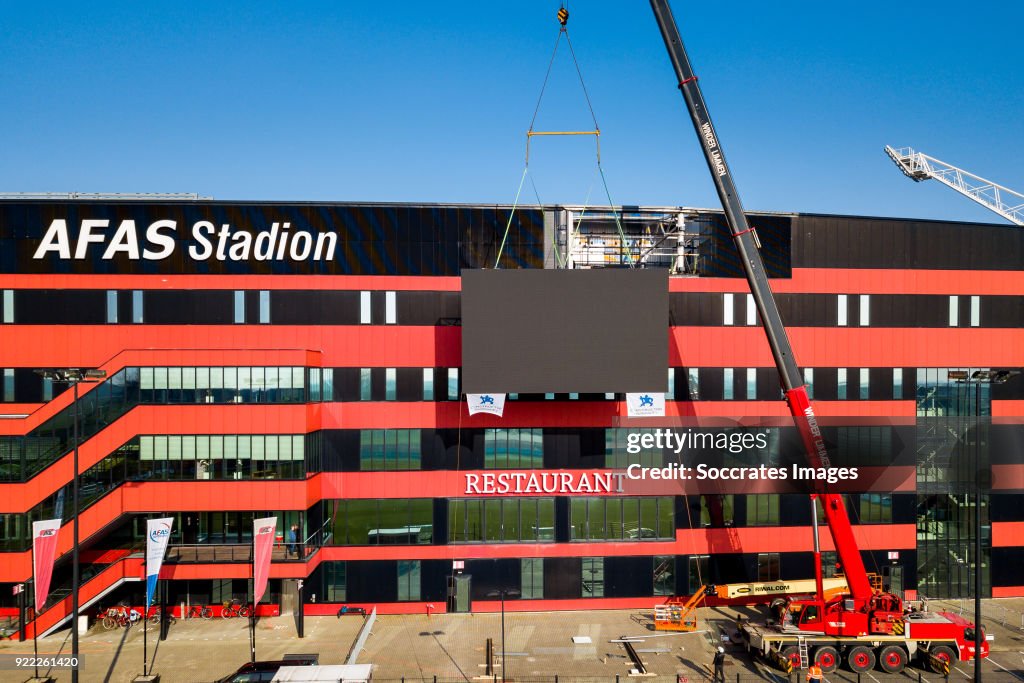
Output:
[
  {"left": 467, "top": 393, "right": 507, "bottom": 417},
  {"left": 626, "top": 392, "right": 666, "bottom": 417},
  {"left": 145, "top": 517, "right": 174, "bottom": 609}
]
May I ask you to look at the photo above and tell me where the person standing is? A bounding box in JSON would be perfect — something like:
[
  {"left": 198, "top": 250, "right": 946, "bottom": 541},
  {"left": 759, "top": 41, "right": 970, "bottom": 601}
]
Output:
[
  {"left": 286, "top": 524, "right": 299, "bottom": 557},
  {"left": 713, "top": 646, "right": 726, "bottom": 682}
]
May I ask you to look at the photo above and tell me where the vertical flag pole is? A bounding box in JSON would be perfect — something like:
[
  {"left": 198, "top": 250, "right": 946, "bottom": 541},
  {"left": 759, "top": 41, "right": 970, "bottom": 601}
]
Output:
[
  {"left": 31, "top": 542, "right": 38, "bottom": 680},
  {"left": 143, "top": 552, "right": 148, "bottom": 677}
]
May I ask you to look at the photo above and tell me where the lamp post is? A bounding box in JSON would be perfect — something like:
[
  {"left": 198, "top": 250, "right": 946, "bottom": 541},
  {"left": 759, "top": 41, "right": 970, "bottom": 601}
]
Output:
[
  {"left": 486, "top": 588, "right": 520, "bottom": 682},
  {"left": 949, "top": 368, "right": 1018, "bottom": 683},
  {"left": 34, "top": 368, "right": 106, "bottom": 683}
]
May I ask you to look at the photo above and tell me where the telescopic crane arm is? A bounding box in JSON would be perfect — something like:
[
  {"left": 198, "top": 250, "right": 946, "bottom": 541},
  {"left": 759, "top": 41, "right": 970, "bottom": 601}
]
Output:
[{"left": 648, "top": 0, "right": 874, "bottom": 603}]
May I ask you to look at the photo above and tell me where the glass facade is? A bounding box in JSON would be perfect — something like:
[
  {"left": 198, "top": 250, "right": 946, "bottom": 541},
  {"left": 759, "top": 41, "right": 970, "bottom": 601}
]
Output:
[
  {"left": 570, "top": 497, "right": 673, "bottom": 541},
  {"left": 484, "top": 428, "right": 543, "bottom": 468},
  {"left": 326, "top": 499, "right": 433, "bottom": 545},
  {"left": 359, "top": 430, "right": 422, "bottom": 470},
  {"left": 448, "top": 497, "right": 555, "bottom": 543}
]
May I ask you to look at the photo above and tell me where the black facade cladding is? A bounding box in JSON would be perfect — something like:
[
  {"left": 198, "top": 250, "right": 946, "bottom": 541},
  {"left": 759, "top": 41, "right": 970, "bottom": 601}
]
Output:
[
  {"left": 696, "top": 212, "right": 793, "bottom": 278},
  {"left": 791, "top": 214, "right": 1024, "bottom": 270},
  {"left": 0, "top": 201, "right": 545, "bottom": 275}
]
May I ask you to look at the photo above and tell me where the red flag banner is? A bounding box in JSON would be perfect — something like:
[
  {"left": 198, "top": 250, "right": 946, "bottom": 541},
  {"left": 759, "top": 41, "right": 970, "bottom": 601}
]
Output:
[
  {"left": 32, "top": 519, "right": 62, "bottom": 613},
  {"left": 252, "top": 517, "right": 277, "bottom": 605}
]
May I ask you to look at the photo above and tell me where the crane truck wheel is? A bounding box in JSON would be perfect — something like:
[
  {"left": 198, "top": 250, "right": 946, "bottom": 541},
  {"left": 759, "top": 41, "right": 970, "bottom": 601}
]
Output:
[
  {"left": 780, "top": 645, "right": 802, "bottom": 670},
  {"left": 878, "top": 645, "right": 908, "bottom": 674},
  {"left": 928, "top": 645, "right": 956, "bottom": 674},
  {"left": 812, "top": 645, "right": 839, "bottom": 673},
  {"left": 846, "top": 645, "right": 875, "bottom": 673}
]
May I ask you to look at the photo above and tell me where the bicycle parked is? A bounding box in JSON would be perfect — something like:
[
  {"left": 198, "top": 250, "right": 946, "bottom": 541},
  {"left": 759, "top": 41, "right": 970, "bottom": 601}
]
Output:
[
  {"left": 185, "top": 603, "right": 214, "bottom": 620},
  {"left": 220, "top": 599, "right": 253, "bottom": 619},
  {"left": 146, "top": 606, "right": 177, "bottom": 626},
  {"left": 101, "top": 605, "right": 140, "bottom": 629}
]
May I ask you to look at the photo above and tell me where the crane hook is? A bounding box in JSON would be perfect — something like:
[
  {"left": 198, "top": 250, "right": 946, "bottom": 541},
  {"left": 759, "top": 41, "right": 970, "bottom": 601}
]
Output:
[{"left": 557, "top": 6, "right": 569, "bottom": 26}]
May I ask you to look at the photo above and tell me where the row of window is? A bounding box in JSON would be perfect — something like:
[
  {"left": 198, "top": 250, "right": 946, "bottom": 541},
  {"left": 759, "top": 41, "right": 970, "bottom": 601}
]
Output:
[
  {"left": 698, "top": 493, "right": 893, "bottom": 527},
  {"left": 319, "top": 556, "right": 674, "bottom": 602},
  {"left": 0, "top": 289, "right": 1002, "bottom": 328},
  {"left": 718, "top": 293, "right": 983, "bottom": 327}
]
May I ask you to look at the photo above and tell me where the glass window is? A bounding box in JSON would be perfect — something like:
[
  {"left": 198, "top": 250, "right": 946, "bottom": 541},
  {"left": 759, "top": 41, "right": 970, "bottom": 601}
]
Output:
[
  {"left": 688, "top": 555, "right": 709, "bottom": 594},
  {"left": 3, "top": 369, "right": 13, "bottom": 402},
  {"left": 521, "top": 558, "right": 543, "bottom": 599},
  {"left": 422, "top": 368, "right": 434, "bottom": 400},
  {"left": 106, "top": 290, "right": 118, "bottom": 323},
  {"left": 746, "top": 494, "right": 779, "bottom": 526},
  {"left": 803, "top": 368, "right": 814, "bottom": 399},
  {"left": 859, "top": 368, "right": 869, "bottom": 400},
  {"left": 949, "top": 295, "right": 959, "bottom": 327},
  {"left": 667, "top": 369, "right": 675, "bottom": 397},
  {"left": 42, "top": 377, "right": 53, "bottom": 401},
  {"left": 859, "top": 294, "right": 870, "bottom": 326},
  {"left": 837, "top": 368, "right": 847, "bottom": 400},
  {"left": 447, "top": 368, "right": 459, "bottom": 400},
  {"left": 820, "top": 551, "right": 838, "bottom": 579},
  {"left": 571, "top": 497, "right": 672, "bottom": 541},
  {"left": 2, "top": 290, "right": 12, "bottom": 323},
  {"left": 322, "top": 368, "right": 334, "bottom": 402},
  {"left": 859, "top": 493, "right": 892, "bottom": 524},
  {"left": 746, "top": 368, "right": 756, "bottom": 400},
  {"left": 970, "top": 295, "right": 980, "bottom": 327},
  {"left": 837, "top": 294, "right": 848, "bottom": 326},
  {"left": 258, "top": 291, "right": 270, "bottom": 324},
  {"left": 757, "top": 552, "right": 780, "bottom": 581},
  {"left": 893, "top": 368, "right": 903, "bottom": 400},
  {"left": 132, "top": 290, "right": 144, "bottom": 323},
  {"left": 582, "top": 558, "right": 604, "bottom": 597},
  {"left": 325, "top": 561, "right": 346, "bottom": 601},
  {"left": 654, "top": 556, "right": 674, "bottom": 596},
  {"left": 385, "top": 368, "right": 396, "bottom": 401},
  {"left": 360, "top": 291, "right": 371, "bottom": 324},
  {"left": 360, "top": 368, "right": 372, "bottom": 401},
  {"left": 700, "top": 495, "right": 735, "bottom": 527},
  {"left": 746, "top": 294, "right": 756, "bottom": 326},
  {"left": 234, "top": 291, "right": 245, "bottom": 323},
  {"left": 686, "top": 368, "right": 699, "bottom": 400},
  {"left": 723, "top": 293, "right": 734, "bottom": 325},
  {"left": 397, "top": 560, "right": 421, "bottom": 601},
  {"left": 723, "top": 368, "right": 734, "bottom": 400},
  {"left": 385, "top": 291, "right": 396, "bottom": 324}
]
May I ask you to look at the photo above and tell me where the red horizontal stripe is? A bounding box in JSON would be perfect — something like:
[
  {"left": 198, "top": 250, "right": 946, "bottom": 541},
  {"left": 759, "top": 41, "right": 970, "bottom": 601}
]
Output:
[
  {"left": 0, "top": 274, "right": 461, "bottom": 291},
  {"left": 669, "top": 268, "right": 1024, "bottom": 296},
  {"left": 311, "top": 467, "right": 916, "bottom": 500},
  {"left": 992, "top": 521, "right": 1024, "bottom": 547},
  {"left": 670, "top": 327, "right": 1024, "bottom": 367},
  {"left": 1, "top": 324, "right": 1019, "bottom": 372},
  {"left": 993, "top": 586, "right": 1024, "bottom": 598}
]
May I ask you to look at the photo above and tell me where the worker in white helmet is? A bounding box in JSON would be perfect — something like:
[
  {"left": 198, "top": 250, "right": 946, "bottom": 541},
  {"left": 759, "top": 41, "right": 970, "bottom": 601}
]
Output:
[{"left": 713, "top": 646, "right": 726, "bottom": 682}]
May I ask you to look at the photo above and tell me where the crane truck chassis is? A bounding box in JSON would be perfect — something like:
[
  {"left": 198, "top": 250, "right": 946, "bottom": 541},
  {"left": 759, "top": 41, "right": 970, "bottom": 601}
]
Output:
[
  {"left": 648, "top": 0, "right": 991, "bottom": 675},
  {"left": 741, "top": 609, "right": 986, "bottom": 674}
]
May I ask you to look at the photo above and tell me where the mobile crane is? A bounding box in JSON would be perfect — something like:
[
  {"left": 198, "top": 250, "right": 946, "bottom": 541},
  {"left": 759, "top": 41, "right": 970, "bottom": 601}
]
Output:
[{"left": 648, "top": 0, "right": 990, "bottom": 674}]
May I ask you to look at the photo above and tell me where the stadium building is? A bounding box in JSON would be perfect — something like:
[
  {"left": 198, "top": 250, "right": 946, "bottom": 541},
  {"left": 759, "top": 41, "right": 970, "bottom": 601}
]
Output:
[{"left": 0, "top": 198, "right": 1021, "bottom": 635}]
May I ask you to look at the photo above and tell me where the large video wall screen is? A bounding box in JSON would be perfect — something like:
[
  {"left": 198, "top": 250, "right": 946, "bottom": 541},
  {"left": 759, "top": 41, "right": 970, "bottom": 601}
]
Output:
[{"left": 461, "top": 269, "right": 668, "bottom": 394}]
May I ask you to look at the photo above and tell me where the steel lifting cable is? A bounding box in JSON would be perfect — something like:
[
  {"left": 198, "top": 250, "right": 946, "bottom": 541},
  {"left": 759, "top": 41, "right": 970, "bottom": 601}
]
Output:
[{"left": 495, "top": 5, "right": 634, "bottom": 268}]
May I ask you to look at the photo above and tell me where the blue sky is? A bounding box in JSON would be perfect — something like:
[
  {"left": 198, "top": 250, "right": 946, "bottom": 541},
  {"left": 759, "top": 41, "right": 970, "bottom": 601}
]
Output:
[{"left": 3, "top": 1, "right": 1021, "bottom": 224}]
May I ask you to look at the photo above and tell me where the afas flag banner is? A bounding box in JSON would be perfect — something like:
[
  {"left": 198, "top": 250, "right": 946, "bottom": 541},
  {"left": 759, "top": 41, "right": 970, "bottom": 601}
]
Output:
[
  {"left": 32, "top": 519, "right": 62, "bottom": 613},
  {"left": 466, "top": 393, "right": 506, "bottom": 417},
  {"left": 253, "top": 517, "right": 277, "bottom": 605},
  {"left": 145, "top": 518, "right": 174, "bottom": 609}
]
